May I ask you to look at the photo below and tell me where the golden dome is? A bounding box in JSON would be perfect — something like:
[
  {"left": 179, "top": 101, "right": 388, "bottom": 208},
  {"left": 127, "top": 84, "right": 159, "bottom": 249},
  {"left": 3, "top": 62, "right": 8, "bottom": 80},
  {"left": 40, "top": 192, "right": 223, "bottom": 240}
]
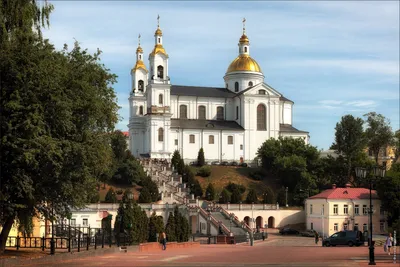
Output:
[
  {"left": 155, "top": 27, "right": 163, "bottom": 36},
  {"left": 239, "top": 34, "right": 249, "bottom": 44},
  {"left": 136, "top": 45, "right": 143, "bottom": 53},
  {"left": 150, "top": 44, "right": 168, "bottom": 57},
  {"left": 132, "top": 60, "right": 148, "bottom": 73},
  {"left": 226, "top": 55, "right": 262, "bottom": 73}
]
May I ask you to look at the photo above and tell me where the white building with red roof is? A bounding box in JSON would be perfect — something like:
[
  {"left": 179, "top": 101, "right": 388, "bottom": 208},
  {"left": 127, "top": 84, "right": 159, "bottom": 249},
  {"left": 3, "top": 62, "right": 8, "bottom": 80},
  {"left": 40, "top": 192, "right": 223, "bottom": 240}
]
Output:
[{"left": 305, "top": 183, "right": 386, "bottom": 237}]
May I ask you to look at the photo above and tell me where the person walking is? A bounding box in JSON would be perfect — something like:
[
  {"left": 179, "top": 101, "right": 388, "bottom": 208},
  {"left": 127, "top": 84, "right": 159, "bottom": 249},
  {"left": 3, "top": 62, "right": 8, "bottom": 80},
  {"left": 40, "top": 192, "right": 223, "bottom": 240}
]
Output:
[
  {"left": 314, "top": 231, "right": 319, "bottom": 245},
  {"left": 161, "top": 232, "right": 167, "bottom": 250},
  {"left": 262, "top": 230, "right": 266, "bottom": 241},
  {"left": 385, "top": 233, "right": 393, "bottom": 255}
]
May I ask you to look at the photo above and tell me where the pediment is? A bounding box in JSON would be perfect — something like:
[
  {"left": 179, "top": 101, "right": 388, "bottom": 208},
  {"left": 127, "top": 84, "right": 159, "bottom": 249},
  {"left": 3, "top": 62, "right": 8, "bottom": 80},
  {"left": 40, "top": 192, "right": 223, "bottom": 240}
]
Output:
[{"left": 239, "top": 82, "right": 282, "bottom": 97}]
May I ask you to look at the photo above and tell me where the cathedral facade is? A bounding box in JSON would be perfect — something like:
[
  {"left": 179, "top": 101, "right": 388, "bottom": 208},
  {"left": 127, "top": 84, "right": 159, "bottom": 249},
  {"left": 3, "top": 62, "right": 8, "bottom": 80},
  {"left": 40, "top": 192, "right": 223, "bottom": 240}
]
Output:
[{"left": 128, "top": 18, "right": 309, "bottom": 163}]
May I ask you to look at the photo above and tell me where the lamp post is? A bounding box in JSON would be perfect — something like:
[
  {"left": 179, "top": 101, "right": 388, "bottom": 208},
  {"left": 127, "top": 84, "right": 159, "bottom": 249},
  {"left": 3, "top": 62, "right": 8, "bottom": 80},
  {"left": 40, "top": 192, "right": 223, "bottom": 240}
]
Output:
[
  {"left": 263, "top": 193, "right": 268, "bottom": 204},
  {"left": 285, "top": 187, "right": 288, "bottom": 207},
  {"left": 355, "top": 166, "right": 385, "bottom": 266},
  {"left": 50, "top": 203, "right": 55, "bottom": 255},
  {"left": 229, "top": 213, "right": 234, "bottom": 233}
]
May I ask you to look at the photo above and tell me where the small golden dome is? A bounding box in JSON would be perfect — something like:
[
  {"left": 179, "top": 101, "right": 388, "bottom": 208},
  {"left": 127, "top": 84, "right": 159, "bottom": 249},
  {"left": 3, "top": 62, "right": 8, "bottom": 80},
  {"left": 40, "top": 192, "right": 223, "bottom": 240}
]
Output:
[
  {"left": 239, "top": 34, "right": 249, "bottom": 44},
  {"left": 136, "top": 45, "right": 143, "bottom": 53},
  {"left": 150, "top": 44, "right": 168, "bottom": 57},
  {"left": 226, "top": 55, "right": 262, "bottom": 73},
  {"left": 155, "top": 27, "right": 163, "bottom": 36},
  {"left": 132, "top": 60, "right": 148, "bottom": 73}
]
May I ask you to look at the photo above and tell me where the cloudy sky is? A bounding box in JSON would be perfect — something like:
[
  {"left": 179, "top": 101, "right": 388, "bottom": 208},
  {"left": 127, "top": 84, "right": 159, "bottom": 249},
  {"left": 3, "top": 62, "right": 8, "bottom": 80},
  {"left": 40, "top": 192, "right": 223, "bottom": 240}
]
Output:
[{"left": 42, "top": 1, "right": 399, "bottom": 151}]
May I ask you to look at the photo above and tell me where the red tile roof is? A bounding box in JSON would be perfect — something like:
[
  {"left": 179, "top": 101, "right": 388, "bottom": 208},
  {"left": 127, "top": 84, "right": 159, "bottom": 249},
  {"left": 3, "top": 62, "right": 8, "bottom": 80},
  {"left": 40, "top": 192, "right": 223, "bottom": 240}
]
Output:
[
  {"left": 122, "top": 131, "right": 129, "bottom": 137},
  {"left": 308, "top": 187, "right": 379, "bottom": 200}
]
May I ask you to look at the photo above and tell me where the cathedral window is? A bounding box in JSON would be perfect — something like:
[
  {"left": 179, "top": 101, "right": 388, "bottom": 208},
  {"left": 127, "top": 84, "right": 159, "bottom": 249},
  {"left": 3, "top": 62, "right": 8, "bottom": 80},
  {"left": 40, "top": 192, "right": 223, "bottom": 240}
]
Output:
[
  {"left": 175, "top": 139, "right": 178, "bottom": 146},
  {"left": 198, "top": 106, "right": 206, "bottom": 120},
  {"left": 216, "top": 107, "right": 224, "bottom": 120},
  {"left": 258, "top": 90, "right": 266, "bottom": 95},
  {"left": 158, "top": 38, "right": 161, "bottom": 43},
  {"left": 158, "top": 128, "right": 164, "bottom": 142},
  {"left": 180, "top": 105, "right": 188, "bottom": 119},
  {"left": 139, "top": 106, "right": 143, "bottom": 115},
  {"left": 157, "top": 65, "right": 164, "bottom": 79},
  {"left": 139, "top": 55, "right": 141, "bottom": 60},
  {"left": 209, "top": 135, "right": 214, "bottom": 144},
  {"left": 159, "top": 94, "right": 163, "bottom": 105},
  {"left": 189, "top": 134, "right": 195, "bottom": 144},
  {"left": 257, "top": 104, "right": 267, "bottom": 131},
  {"left": 228, "top": 136, "right": 233, "bottom": 145},
  {"left": 138, "top": 80, "right": 144, "bottom": 91},
  {"left": 235, "top": 82, "right": 239, "bottom": 92},
  {"left": 248, "top": 81, "right": 253, "bottom": 87},
  {"left": 236, "top": 106, "right": 239, "bottom": 120},
  {"left": 240, "top": 144, "right": 243, "bottom": 150},
  {"left": 244, "top": 47, "right": 248, "bottom": 53}
]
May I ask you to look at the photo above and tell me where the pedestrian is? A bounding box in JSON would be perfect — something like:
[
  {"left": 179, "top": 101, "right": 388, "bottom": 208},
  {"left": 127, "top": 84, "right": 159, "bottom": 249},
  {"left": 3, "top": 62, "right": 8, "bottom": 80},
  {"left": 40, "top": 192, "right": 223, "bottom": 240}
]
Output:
[
  {"left": 161, "top": 232, "right": 167, "bottom": 250},
  {"left": 262, "top": 230, "right": 266, "bottom": 241},
  {"left": 385, "top": 233, "right": 393, "bottom": 255},
  {"left": 314, "top": 231, "right": 319, "bottom": 245}
]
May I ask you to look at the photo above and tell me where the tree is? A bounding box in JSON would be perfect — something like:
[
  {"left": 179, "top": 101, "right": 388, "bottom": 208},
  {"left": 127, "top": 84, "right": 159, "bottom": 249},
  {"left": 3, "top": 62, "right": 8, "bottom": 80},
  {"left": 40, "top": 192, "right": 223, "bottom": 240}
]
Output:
[
  {"left": 173, "top": 207, "right": 190, "bottom": 242},
  {"left": 165, "top": 213, "right": 176, "bottom": 242},
  {"left": 364, "top": 112, "right": 394, "bottom": 163},
  {"left": 177, "top": 158, "right": 185, "bottom": 175},
  {"left": 331, "top": 115, "right": 366, "bottom": 181},
  {"left": 230, "top": 187, "right": 242, "bottom": 204},
  {"left": 111, "top": 130, "right": 128, "bottom": 162},
  {"left": 262, "top": 187, "right": 275, "bottom": 204},
  {"left": 182, "top": 165, "right": 195, "bottom": 184},
  {"left": 171, "top": 150, "right": 181, "bottom": 170},
  {"left": 138, "top": 187, "right": 152, "bottom": 203},
  {"left": 105, "top": 188, "right": 117, "bottom": 203},
  {"left": 139, "top": 176, "right": 159, "bottom": 202},
  {"left": 205, "top": 183, "right": 216, "bottom": 201},
  {"left": 112, "top": 157, "right": 145, "bottom": 185},
  {"left": 197, "top": 148, "right": 205, "bottom": 167},
  {"left": 148, "top": 212, "right": 164, "bottom": 242},
  {"left": 190, "top": 180, "right": 203, "bottom": 198},
  {"left": 245, "top": 189, "right": 258, "bottom": 204},
  {"left": 220, "top": 189, "right": 231, "bottom": 204},
  {"left": 393, "top": 129, "right": 400, "bottom": 163},
  {"left": 0, "top": 1, "right": 119, "bottom": 253}
]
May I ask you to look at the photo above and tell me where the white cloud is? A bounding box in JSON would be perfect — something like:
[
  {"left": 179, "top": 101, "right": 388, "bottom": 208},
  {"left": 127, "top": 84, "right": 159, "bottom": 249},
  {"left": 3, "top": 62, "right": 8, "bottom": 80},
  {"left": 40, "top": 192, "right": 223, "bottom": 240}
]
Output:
[
  {"left": 319, "top": 100, "right": 343, "bottom": 105},
  {"left": 345, "top": 100, "right": 376, "bottom": 107}
]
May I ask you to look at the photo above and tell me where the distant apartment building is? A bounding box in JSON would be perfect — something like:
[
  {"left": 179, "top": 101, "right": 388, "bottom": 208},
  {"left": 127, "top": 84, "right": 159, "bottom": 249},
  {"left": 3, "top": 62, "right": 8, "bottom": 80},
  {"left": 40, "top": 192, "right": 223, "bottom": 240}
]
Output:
[{"left": 305, "top": 184, "right": 385, "bottom": 237}]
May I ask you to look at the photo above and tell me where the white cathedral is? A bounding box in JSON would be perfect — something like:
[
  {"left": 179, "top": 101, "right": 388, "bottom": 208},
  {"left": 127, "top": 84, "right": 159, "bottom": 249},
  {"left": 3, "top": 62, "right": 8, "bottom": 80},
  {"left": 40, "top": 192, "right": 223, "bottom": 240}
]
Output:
[{"left": 128, "top": 18, "right": 309, "bottom": 163}]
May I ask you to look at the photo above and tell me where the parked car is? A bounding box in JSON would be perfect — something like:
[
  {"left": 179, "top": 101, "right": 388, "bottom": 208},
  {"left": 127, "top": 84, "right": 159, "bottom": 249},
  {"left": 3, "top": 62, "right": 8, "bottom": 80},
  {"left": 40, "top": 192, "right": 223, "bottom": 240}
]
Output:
[
  {"left": 230, "top": 161, "right": 238, "bottom": 166},
  {"left": 221, "top": 161, "right": 229, "bottom": 166},
  {"left": 323, "top": 230, "right": 364, "bottom": 247},
  {"left": 240, "top": 163, "right": 248, "bottom": 167},
  {"left": 279, "top": 228, "right": 299, "bottom": 235},
  {"left": 211, "top": 161, "right": 220, "bottom": 165},
  {"left": 190, "top": 161, "right": 198, "bottom": 166},
  {"left": 300, "top": 230, "right": 316, "bottom": 237}
]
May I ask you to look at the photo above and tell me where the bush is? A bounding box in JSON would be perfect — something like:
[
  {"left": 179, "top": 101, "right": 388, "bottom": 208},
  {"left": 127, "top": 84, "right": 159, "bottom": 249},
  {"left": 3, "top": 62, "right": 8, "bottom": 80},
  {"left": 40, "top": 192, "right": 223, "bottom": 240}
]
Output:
[
  {"left": 105, "top": 188, "right": 117, "bottom": 203},
  {"left": 197, "top": 166, "right": 211, "bottom": 177},
  {"left": 249, "top": 169, "right": 266, "bottom": 181},
  {"left": 116, "top": 189, "right": 124, "bottom": 195}
]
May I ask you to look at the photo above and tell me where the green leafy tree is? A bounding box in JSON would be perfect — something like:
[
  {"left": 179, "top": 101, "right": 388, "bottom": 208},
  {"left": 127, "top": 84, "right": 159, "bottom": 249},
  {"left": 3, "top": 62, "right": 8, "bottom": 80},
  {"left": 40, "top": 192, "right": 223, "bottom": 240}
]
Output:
[
  {"left": 165, "top": 213, "right": 176, "bottom": 242},
  {"left": 205, "top": 183, "right": 216, "bottom": 201},
  {"left": 140, "top": 176, "right": 159, "bottom": 202},
  {"left": 0, "top": 0, "right": 119, "bottom": 253},
  {"left": 364, "top": 112, "right": 394, "bottom": 163},
  {"left": 148, "top": 212, "right": 164, "bottom": 242},
  {"left": 182, "top": 165, "right": 195, "bottom": 184},
  {"left": 220, "top": 189, "right": 231, "bottom": 204},
  {"left": 112, "top": 153, "right": 146, "bottom": 185},
  {"left": 105, "top": 188, "right": 117, "bottom": 203},
  {"left": 111, "top": 130, "right": 128, "bottom": 162},
  {"left": 171, "top": 150, "right": 181, "bottom": 170},
  {"left": 230, "top": 187, "right": 242, "bottom": 204},
  {"left": 197, "top": 148, "right": 205, "bottom": 167},
  {"left": 138, "top": 187, "right": 152, "bottom": 203},
  {"left": 245, "top": 189, "right": 258, "bottom": 204},
  {"left": 331, "top": 115, "right": 366, "bottom": 181},
  {"left": 276, "top": 187, "right": 287, "bottom": 206}
]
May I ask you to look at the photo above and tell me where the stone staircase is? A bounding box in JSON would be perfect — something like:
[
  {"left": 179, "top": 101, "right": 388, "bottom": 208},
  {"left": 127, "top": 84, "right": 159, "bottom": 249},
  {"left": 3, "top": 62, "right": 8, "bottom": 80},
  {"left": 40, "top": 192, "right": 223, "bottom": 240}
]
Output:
[{"left": 210, "top": 212, "right": 248, "bottom": 236}]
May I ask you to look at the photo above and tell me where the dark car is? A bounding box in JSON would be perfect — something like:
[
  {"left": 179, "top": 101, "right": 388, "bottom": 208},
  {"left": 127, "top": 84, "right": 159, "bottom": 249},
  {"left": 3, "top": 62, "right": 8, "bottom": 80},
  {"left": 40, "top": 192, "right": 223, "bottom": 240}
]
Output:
[
  {"left": 211, "top": 161, "right": 220, "bottom": 165},
  {"left": 240, "top": 163, "right": 248, "bottom": 167},
  {"left": 300, "top": 230, "right": 316, "bottom": 237},
  {"left": 230, "top": 161, "right": 238, "bottom": 166},
  {"left": 323, "top": 230, "right": 364, "bottom": 247},
  {"left": 221, "top": 161, "right": 229, "bottom": 166},
  {"left": 279, "top": 228, "right": 299, "bottom": 235}
]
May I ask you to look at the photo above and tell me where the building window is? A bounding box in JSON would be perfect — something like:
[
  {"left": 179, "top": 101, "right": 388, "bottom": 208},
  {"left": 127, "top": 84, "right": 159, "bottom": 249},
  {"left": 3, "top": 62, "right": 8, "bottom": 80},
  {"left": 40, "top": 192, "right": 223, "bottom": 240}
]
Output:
[
  {"left": 71, "top": 219, "right": 76, "bottom": 226},
  {"left": 258, "top": 90, "right": 266, "bottom": 95},
  {"left": 228, "top": 136, "right": 233, "bottom": 145},
  {"left": 83, "top": 219, "right": 88, "bottom": 226},
  {"left": 158, "top": 128, "right": 164, "bottom": 142},
  {"left": 174, "top": 139, "right": 178, "bottom": 146},
  {"left": 310, "top": 204, "right": 313, "bottom": 214},
  {"left": 139, "top": 106, "right": 143, "bottom": 115},
  {"left": 322, "top": 204, "right": 325, "bottom": 215},
  {"left": 158, "top": 37, "right": 161, "bottom": 43},
  {"left": 248, "top": 81, "right": 253, "bottom": 87},
  {"left": 198, "top": 105, "right": 206, "bottom": 120},
  {"left": 380, "top": 222, "right": 384, "bottom": 232},
  {"left": 257, "top": 104, "right": 266, "bottom": 130},
  {"left": 209, "top": 135, "right": 214, "bottom": 144},
  {"left": 363, "top": 205, "right": 367, "bottom": 215},
  {"left": 189, "top": 134, "right": 195, "bottom": 144},
  {"left": 310, "top": 222, "right": 313, "bottom": 230},
  {"left": 333, "top": 204, "right": 338, "bottom": 215},
  {"left": 363, "top": 224, "right": 367, "bottom": 232},
  {"left": 157, "top": 65, "right": 164, "bottom": 79},
  {"left": 217, "top": 107, "right": 224, "bottom": 120},
  {"left": 240, "top": 144, "right": 243, "bottom": 150},
  {"left": 334, "top": 223, "right": 338, "bottom": 231},
  {"left": 235, "top": 82, "right": 239, "bottom": 92},
  {"left": 343, "top": 223, "right": 348, "bottom": 230},
  {"left": 244, "top": 47, "right": 247, "bottom": 53},
  {"left": 180, "top": 105, "right": 188, "bottom": 119},
  {"left": 138, "top": 80, "right": 144, "bottom": 91},
  {"left": 236, "top": 106, "right": 239, "bottom": 120},
  {"left": 355, "top": 205, "right": 359, "bottom": 215},
  {"left": 344, "top": 205, "right": 348, "bottom": 215},
  {"left": 159, "top": 94, "right": 163, "bottom": 105}
]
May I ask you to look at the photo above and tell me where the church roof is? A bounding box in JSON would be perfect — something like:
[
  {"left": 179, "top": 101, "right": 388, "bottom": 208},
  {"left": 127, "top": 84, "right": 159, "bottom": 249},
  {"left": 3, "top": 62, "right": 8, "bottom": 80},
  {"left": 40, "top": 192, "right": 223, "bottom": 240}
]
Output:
[
  {"left": 171, "top": 85, "right": 236, "bottom": 98},
  {"left": 280, "top": 124, "right": 309, "bottom": 133},
  {"left": 171, "top": 119, "right": 244, "bottom": 131}
]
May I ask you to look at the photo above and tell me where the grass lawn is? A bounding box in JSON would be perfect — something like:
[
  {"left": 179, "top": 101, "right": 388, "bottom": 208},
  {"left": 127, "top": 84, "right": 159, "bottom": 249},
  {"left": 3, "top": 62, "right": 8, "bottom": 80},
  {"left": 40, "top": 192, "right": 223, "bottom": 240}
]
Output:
[{"left": 98, "top": 184, "right": 140, "bottom": 202}]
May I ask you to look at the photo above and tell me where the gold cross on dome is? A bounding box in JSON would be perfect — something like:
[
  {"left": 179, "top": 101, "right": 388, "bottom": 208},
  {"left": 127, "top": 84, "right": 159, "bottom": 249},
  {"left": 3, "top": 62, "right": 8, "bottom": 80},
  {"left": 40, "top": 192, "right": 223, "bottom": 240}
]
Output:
[
  {"left": 138, "top": 34, "right": 141, "bottom": 45},
  {"left": 157, "top": 15, "right": 160, "bottom": 27},
  {"left": 243, "top": 18, "right": 246, "bottom": 34}
]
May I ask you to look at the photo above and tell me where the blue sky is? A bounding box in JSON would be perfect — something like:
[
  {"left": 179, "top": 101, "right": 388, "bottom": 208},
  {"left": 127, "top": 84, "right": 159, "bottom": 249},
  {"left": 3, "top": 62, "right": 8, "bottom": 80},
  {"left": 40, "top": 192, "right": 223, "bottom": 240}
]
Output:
[{"left": 42, "top": 1, "right": 399, "bottom": 151}]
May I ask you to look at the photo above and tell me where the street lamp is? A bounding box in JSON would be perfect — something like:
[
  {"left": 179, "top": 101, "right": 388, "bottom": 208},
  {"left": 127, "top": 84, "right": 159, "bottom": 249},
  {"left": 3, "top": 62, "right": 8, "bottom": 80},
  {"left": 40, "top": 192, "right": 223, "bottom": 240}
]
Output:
[
  {"left": 50, "top": 203, "right": 55, "bottom": 255},
  {"left": 355, "top": 166, "right": 385, "bottom": 266},
  {"left": 229, "top": 213, "right": 234, "bottom": 233},
  {"left": 263, "top": 192, "right": 268, "bottom": 204},
  {"left": 285, "top": 187, "right": 288, "bottom": 207}
]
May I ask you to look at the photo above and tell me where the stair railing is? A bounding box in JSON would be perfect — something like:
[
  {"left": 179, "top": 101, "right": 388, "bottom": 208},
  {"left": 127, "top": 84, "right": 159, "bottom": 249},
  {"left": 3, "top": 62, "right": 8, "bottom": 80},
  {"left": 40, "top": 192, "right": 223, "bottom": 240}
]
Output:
[
  {"left": 218, "top": 206, "right": 252, "bottom": 233},
  {"left": 198, "top": 207, "right": 231, "bottom": 235}
]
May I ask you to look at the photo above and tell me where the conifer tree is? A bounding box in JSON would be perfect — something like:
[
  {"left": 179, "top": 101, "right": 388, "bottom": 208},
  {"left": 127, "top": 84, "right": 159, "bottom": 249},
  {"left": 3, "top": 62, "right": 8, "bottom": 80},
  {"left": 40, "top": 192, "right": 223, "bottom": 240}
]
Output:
[
  {"left": 165, "top": 213, "right": 176, "bottom": 242},
  {"left": 245, "top": 188, "right": 258, "bottom": 204},
  {"left": 197, "top": 148, "right": 205, "bottom": 167},
  {"left": 205, "top": 183, "right": 216, "bottom": 201}
]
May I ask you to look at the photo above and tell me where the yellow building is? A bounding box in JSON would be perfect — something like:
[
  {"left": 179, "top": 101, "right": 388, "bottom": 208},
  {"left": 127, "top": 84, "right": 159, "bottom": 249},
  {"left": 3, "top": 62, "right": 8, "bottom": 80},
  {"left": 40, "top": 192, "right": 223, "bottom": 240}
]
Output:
[
  {"left": 366, "top": 146, "right": 398, "bottom": 170},
  {"left": 305, "top": 183, "right": 385, "bottom": 238}
]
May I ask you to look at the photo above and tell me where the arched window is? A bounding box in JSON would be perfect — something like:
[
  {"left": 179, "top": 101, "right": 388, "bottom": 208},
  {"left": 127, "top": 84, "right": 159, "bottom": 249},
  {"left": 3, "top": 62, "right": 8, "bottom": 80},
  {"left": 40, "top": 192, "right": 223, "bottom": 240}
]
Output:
[
  {"left": 217, "top": 107, "right": 224, "bottom": 120},
  {"left": 244, "top": 47, "right": 248, "bottom": 53},
  {"left": 139, "top": 55, "right": 141, "bottom": 60},
  {"left": 159, "top": 94, "right": 163, "bottom": 105},
  {"left": 236, "top": 106, "right": 239, "bottom": 120},
  {"left": 139, "top": 106, "right": 143, "bottom": 115},
  {"left": 257, "top": 104, "right": 266, "bottom": 131},
  {"left": 198, "top": 106, "right": 206, "bottom": 120},
  {"left": 180, "top": 105, "right": 187, "bottom": 119},
  {"left": 235, "top": 82, "right": 239, "bottom": 92},
  {"left": 258, "top": 90, "right": 266, "bottom": 95},
  {"left": 138, "top": 80, "right": 144, "bottom": 91},
  {"left": 158, "top": 128, "right": 164, "bottom": 142},
  {"left": 248, "top": 81, "right": 253, "bottom": 87},
  {"left": 157, "top": 65, "right": 164, "bottom": 79},
  {"left": 189, "top": 134, "right": 195, "bottom": 144}
]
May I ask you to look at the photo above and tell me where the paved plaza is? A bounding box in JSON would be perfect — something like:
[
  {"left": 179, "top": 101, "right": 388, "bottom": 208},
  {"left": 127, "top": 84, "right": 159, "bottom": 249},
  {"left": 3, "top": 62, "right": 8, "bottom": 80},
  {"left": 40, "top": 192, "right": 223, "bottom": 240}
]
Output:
[{"left": 8, "top": 234, "right": 398, "bottom": 267}]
